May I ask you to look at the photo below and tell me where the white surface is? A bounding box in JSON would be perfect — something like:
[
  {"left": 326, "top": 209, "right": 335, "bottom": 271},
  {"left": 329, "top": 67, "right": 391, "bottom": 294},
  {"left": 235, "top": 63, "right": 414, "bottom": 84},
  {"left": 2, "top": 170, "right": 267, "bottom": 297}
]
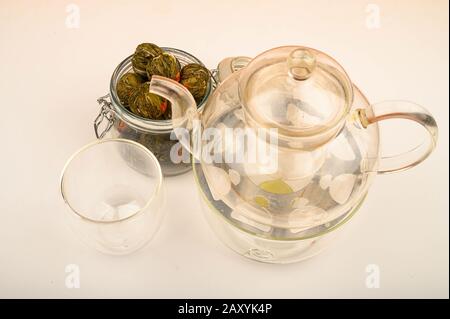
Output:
[{"left": 0, "top": 0, "right": 448, "bottom": 298}]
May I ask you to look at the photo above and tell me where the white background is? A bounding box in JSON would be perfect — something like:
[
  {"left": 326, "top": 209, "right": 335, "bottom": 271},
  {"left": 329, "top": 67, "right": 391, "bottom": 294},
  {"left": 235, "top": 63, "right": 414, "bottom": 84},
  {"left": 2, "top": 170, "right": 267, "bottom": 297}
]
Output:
[{"left": 0, "top": 0, "right": 448, "bottom": 298}]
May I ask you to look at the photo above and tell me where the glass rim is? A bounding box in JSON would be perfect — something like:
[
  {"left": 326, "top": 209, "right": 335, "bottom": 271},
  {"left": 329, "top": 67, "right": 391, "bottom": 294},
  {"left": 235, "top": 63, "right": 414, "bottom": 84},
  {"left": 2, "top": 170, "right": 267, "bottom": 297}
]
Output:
[{"left": 60, "top": 138, "right": 163, "bottom": 224}]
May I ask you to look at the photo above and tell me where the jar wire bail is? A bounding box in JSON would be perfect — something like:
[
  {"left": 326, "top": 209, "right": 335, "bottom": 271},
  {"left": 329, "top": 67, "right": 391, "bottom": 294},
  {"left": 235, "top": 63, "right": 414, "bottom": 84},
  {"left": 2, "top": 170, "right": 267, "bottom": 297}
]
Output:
[{"left": 94, "top": 94, "right": 115, "bottom": 139}]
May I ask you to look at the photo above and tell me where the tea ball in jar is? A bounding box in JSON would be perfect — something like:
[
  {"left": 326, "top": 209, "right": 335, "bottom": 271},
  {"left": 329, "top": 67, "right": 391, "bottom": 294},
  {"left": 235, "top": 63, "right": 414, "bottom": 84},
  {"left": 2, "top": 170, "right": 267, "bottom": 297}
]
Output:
[
  {"left": 131, "top": 43, "right": 163, "bottom": 76},
  {"left": 129, "top": 82, "right": 168, "bottom": 120},
  {"left": 146, "top": 52, "right": 181, "bottom": 81},
  {"left": 116, "top": 72, "right": 145, "bottom": 107},
  {"left": 180, "top": 63, "right": 210, "bottom": 104}
]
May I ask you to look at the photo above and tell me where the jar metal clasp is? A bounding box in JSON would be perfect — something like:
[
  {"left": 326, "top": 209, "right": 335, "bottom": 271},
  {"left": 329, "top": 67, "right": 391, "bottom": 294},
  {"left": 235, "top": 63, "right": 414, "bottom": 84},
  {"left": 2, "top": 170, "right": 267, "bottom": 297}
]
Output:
[{"left": 94, "top": 94, "right": 115, "bottom": 139}]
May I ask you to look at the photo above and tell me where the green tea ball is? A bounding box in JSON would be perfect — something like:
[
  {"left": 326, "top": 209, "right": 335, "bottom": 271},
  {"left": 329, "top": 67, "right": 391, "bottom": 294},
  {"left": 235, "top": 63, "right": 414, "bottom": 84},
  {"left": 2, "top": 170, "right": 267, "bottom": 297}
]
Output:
[
  {"left": 116, "top": 72, "right": 144, "bottom": 107},
  {"left": 129, "top": 82, "right": 168, "bottom": 120},
  {"left": 146, "top": 52, "right": 181, "bottom": 81},
  {"left": 180, "top": 63, "right": 210, "bottom": 104},
  {"left": 131, "top": 43, "right": 163, "bottom": 76}
]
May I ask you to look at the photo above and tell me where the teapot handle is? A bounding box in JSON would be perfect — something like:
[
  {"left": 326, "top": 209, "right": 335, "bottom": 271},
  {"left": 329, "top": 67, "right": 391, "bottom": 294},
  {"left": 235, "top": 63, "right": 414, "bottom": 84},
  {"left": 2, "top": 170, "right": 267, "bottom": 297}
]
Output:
[{"left": 357, "top": 101, "right": 438, "bottom": 174}]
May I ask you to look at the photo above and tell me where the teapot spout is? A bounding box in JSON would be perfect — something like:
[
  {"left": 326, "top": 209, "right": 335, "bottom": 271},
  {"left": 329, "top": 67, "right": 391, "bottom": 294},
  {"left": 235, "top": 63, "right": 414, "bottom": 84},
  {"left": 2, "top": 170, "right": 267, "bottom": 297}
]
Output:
[{"left": 148, "top": 75, "right": 199, "bottom": 158}]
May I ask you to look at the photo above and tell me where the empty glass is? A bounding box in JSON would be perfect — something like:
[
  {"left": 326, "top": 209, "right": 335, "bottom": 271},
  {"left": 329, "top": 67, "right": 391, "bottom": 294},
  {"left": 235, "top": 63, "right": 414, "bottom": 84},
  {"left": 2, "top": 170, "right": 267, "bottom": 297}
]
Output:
[{"left": 60, "top": 138, "right": 164, "bottom": 255}]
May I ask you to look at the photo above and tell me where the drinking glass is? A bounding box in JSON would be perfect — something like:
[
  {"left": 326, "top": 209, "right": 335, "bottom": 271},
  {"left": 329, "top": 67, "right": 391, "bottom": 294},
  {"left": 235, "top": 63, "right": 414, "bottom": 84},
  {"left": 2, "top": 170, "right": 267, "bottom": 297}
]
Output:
[{"left": 60, "top": 138, "right": 164, "bottom": 255}]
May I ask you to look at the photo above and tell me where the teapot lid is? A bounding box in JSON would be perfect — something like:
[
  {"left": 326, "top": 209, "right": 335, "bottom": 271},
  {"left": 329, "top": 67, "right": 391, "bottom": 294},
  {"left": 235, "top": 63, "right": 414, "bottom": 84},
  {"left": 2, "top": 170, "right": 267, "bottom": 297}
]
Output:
[{"left": 238, "top": 46, "right": 353, "bottom": 144}]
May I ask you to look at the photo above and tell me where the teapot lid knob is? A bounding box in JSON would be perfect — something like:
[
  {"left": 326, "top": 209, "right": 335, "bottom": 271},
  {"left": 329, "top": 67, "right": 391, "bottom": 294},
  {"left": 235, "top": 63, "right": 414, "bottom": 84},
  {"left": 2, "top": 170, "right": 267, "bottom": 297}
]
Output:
[{"left": 287, "top": 49, "right": 316, "bottom": 80}]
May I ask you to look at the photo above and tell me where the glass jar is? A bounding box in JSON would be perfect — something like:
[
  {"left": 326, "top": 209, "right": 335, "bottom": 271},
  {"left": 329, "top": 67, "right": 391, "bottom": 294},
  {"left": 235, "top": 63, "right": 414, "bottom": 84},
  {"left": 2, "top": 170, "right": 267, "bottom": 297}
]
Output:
[{"left": 94, "top": 48, "right": 213, "bottom": 176}]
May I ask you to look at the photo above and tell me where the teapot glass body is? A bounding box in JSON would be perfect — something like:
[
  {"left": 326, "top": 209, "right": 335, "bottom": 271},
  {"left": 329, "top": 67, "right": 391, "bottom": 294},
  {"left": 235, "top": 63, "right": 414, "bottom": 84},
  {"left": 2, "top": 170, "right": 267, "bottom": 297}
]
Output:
[{"left": 148, "top": 46, "right": 438, "bottom": 263}]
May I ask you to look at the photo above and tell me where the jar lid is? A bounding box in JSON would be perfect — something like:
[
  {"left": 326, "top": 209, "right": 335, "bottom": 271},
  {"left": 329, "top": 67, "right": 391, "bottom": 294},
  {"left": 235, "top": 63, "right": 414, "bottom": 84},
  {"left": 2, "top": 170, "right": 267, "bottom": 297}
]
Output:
[{"left": 238, "top": 46, "right": 353, "bottom": 141}]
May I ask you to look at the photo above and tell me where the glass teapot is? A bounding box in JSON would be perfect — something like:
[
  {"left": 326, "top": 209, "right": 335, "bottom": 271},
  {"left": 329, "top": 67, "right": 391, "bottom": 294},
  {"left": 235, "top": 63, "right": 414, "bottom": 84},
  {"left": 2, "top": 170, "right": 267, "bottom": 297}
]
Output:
[{"left": 148, "top": 46, "right": 438, "bottom": 263}]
